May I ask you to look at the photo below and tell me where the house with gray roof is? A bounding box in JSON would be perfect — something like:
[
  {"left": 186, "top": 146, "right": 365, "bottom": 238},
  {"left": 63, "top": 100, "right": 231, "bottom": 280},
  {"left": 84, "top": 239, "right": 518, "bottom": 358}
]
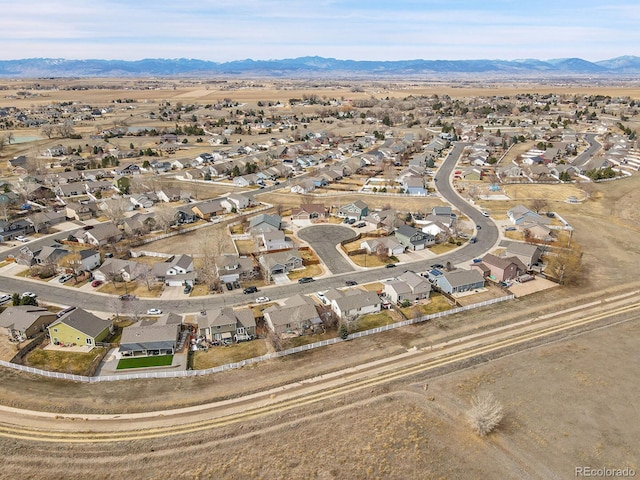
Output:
[
  {"left": 383, "top": 271, "right": 431, "bottom": 304},
  {"left": 259, "top": 250, "right": 303, "bottom": 276},
  {"left": 79, "top": 222, "right": 123, "bottom": 247},
  {"left": 394, "top": 225, "right": 435, "bottom": 251},
  {"left": 337, "top": 200, "right": 368, "bottom": 220},
  {"left": 215, "top": 254, "right": 256, "bottom": 283},
  {"left": 248, "top": 213, "right": 281, "bottom": 235},
  {"left": 329, "top": 289, "right": 381, "bottom": 320},
  {"left": 47, "top": 308, "right": 112, "bottom": 349},
  {"left": 0, "top": 306, "right": 57, "bottom": 340},
  {"left": 472, "top": 254, "right": 527, "bottom": 282},
  {"left": 152, "top": 254, "right": 196, "bottom": 287},
  {"left": 505, "top": 242, "right": 543, "bottom": 269},
  {"left": 433, "top": 269, "right": 486, "bottom": 294},
  {"left": 119, "top": 321, "right": 181, "bottom": 357},
  {"left": 196, "top": 307, "right": 256, "bottom": 342},
  {"left": 263, "top": 295, "right": 321, "bottom": 335}
]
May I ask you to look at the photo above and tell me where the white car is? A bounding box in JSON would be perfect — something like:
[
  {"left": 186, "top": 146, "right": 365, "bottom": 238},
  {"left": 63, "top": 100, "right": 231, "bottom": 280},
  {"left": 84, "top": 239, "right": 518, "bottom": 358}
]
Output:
[
  {"left": 481, "top": 211, "right": 490, "bottom": 217},
  {"left": 255, "top": 297, "right": 270, "bottom": 304},
  {"left": 16, "top": 235, "right": 28, "bottom": 242},
  {"left": 146, "top": 308, "right": 162, "bottom": 315},
  {"left": 21, "top": 292, "right": 37, "bottom": 298}
]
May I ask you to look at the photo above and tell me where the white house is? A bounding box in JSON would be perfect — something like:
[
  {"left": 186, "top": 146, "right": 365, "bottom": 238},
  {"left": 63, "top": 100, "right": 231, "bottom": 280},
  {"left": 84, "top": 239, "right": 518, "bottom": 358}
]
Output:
[{"left": 328, "top": 289, "right": 381, "bottom": 320}]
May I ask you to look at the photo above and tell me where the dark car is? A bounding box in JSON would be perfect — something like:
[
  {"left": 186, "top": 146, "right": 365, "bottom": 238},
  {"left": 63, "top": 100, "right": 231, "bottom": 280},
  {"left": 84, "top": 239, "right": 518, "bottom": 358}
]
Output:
[
  {"left": 233, "top": 281, "right": 241, "bottom": 289},
  {"left": 184, "top": 284, "right": 192, "bottom": 294},
  {"left": 476, "top": 225, "right": 482, "bottom": 230},
  {"left": 226, "top": 282, "right": 233, "bottom": 291},
  {"left": 355, "top": 222, "right": 366, "bottom": 228},
  {"left": 431, "top": 263, "right": 444, "bottom": 269},
  {"left": 243, "top": 286, "right": 258, "bottom": 294},
  {"left": 385, "top": 263, "right": 396, "bottom": 268},
  {"left": 348, "top": 218, "right": 356, "bottom": 224},
  {"left": 298, "top": 277, "right": 315, "bottom": 284},
  {"left": 345, "top": 280, "right": 358, "bottom": 286},
  {"left": 119, "top": 294, "right": 135, "bottom": 301}
]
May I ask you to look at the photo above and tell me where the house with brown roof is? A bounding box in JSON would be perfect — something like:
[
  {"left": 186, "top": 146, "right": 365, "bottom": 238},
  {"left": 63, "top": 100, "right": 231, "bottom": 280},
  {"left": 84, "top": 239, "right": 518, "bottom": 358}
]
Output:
[
  {"left": 191, "top": 199, "right": 225, "bottom": 220},
  {"left": 79, "top": 222, "right": 122, "bottom": 247},
  {"left": 290, "top": 204, "right": 327, "bottom": 222},
  {"left": 473, "top": 254, "right": 528, "bottom": 282},
  {"left": 263, "top": 295, "right": 321, "bottom": 335}
]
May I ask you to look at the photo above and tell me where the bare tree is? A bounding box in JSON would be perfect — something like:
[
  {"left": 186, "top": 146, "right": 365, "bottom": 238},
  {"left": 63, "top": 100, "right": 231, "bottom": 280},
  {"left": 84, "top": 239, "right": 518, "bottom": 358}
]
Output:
[
  {"left": 41, "top": 124, "right": 55, "bottom": 139},
  {"left": 59, "top": 252, "right": 83, "bottom": 280},
  {"left": 154, "top": 203, "right": 177, "bottom": 233},
  {"left": 55, "top": 119, "right": 76, "bottom": 139},
  {"left": 0, "top": 135, "right": 7, "bottom": 154},
  {"left": 266, "top": 330, "right": 283, "bottom": 352},
  {"left": 467, "top": 391, "right": 504, "bottom": 437},
  {"left": 196, "top": 227, "right": 226, "bottom": 292},
  {"left": 529, "top": 198, "right": 548, "bottom": 213},
  {"left": 545, "top": 245, "right": 584, "bottom": 286},
  {"left": 101, "top": 197, "right": 130, "bottom": 225}
]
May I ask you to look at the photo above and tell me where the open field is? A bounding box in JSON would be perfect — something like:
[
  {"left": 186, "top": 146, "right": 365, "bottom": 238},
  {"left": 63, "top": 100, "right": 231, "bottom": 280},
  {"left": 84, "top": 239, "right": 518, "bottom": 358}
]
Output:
[{"left": 193, "top": 340, "right": 268, "bottom": 369}]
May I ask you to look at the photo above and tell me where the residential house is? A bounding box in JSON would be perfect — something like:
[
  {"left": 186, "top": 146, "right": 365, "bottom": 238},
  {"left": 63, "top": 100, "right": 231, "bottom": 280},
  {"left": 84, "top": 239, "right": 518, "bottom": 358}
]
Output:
[
  {"left": 34, "top": 245, "right": 70, "bottom": 268},
  {"left": 175, "top": 206, "right": 197, "bottom": 224},
  {"left": 215, "top": 255, "right": 256, "bottom": 283},
  {"left": 383, "top": 271, "right": 431, "bottom": 304},
  {"left": 259, "top": 249, "right": 303, "bottom": 276},
  {"left": 152, "top": 254, "right": 196, "bottom": 287},
  {"left": 119, "top": 320, "right": 181, "bottom": 357},
  {"left": 507, "top": 205, "right": 550, "bottom": 226},
  {"left": 92, "top": 258, "right": 141, "bottom": 282},
  {"left": 402, "top": 176, "right": 427, "bottom": 195},
  {"left": 191, "top": 199, "right": 225, "bottom": 220},
  {"left": 196, "top": 307, "right": 256, "bottom": 342},
  {"left": 66, "top": 201, "right": 99, "bottom": 221},
  {"left": 248, "top": 213, "right": 281, "bottom": 235},
  {"left": 290, "top": 204, "right": 327, "bottom": 222},
  {"left": 359, "top": 237, "right": 405, "bottom": 257},
  {"left": 233, "top": 173, "right": 260, "bottom": 187},
  {"left": 329, "top": 289, "right": 381, "bottom": 320},
  {"left": 157, "top": 187, "right": 183, "bottom": 203},
  {"left": 117, "top": 163, "right": 141, "bottom": 175},
  {"left": 263, "top": 295, "right": 321, "bottom": 335},
  {"left": 505, "top": 243, "right": 543, "bottom": 269},
  {"left": 260, "top": 231, "right": 293, "bottom": 251},
  {"left": 56, "top": 183, "right": 85, "bottom": 198},
  {"left": 121, "top": 212, "right": 156, "bottom": 236},
  {"left": 47, "top": 308, "right": 111, "bottom": 349},
  {"left": 363, "top": 209, "right": 397, "bottom": 232},
  {"left": 394, "top": 225, "right": 435, "bottom": 251},
  {"left": 473, "top": 254, "right": 528, "bottom": 282},
  {"left": 432, "top": 268, "right": 486, "bottom": 294},
  {"left": 77, "top": 249, "right": 101, "bottom": 271},
  {"left": 290, "top": 180, "right": 315, "bottom": 194},
  {"left": 337, "top": 200, "right": 369, "bottom": 220},
  {"left": 129, "top": 194, "right": 155, "bottom": 209},
  {"left": 27, "top": 211, "right": 66, "bottom": 233},
  {"left": 79, "top": 222, "right": 122, "bottom": 247},
  {"left": 0, "top": 306, "right": 57, "bottom": 340},
  {"left": 221, "top": 193, "right": 253, "bottom": 213}
]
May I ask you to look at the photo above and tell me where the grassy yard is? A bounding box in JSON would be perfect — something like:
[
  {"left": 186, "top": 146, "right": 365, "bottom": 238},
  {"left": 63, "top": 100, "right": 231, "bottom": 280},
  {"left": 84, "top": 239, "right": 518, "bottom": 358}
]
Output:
[
  {"left": 361, "top": 282, "right": 384, "bottom": 293},
  {"left": 97, "top": 281, "right": 163, "bottom": 298},
  {"left": 117, "top": 355, "right": 174, "bottom": 370},
  {"left": 400, "top": 293, "right": 453, "bottom": 319},
  {"left": 25, "top": 347, "right": 106, "bottom": 376},
  {"left": 193, "top": 340, "right": 268, "bottom": 369},
  {"left": 429, "top": 242, "right": 463, "bottom": 255},
  {"left": 287, "top": 264, "right": 323, "bottom": 280},
  {"left": 349, "top": 253, "right": 393, "bottom": 268},
  {"left": 235, "top": 239, "right": 256, "bottom": 255},
  {"left": 353, "top": 311, "right": 397, "bottom": 332},
  {"left": 284, "top": 329, "right": 337, "bottom": 348}
]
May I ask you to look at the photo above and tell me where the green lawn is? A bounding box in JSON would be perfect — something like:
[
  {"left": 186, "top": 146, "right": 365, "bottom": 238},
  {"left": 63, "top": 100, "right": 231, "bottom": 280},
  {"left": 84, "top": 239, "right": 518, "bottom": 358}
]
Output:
[{"left": 117, "top": 355, "right": 174, "bottom": 369}]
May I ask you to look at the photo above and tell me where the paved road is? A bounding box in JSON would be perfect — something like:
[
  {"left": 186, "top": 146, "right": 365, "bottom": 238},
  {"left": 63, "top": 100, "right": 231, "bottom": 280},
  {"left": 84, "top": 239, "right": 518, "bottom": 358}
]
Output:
[
  {"left": 573, "top": 133, "right": 602, "bottom": 168},
  {"left": 297, "top": 225, "right": 356, "bottom": 274}
]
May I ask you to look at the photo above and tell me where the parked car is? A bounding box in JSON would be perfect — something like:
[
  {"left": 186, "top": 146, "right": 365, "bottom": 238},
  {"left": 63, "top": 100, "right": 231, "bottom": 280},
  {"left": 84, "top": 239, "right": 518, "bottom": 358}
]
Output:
[
  {"left": 91, "top": 280, "right": 103, "bottom": 288},
  {"left": 21, "top": 292, "right": 37, "bottom": 298},
  {"left": 15, "top": 235, "right": 28, "bottom": 243},
  {"left": 243, "top": 286, "right": 258, "bottom": 294},
  {"left": 58, "top": 274, "right": 74, "bottom": 283},
  {"left": 226, "top": 282, "right": 233, "bottom": 291},
  {"left": 146, "top": 308, "right": 162, "bottom": 315},
  {"left": 345, "top": 280, "right": 358, "bottom": 286},
  {"left": 183, "top": 284, "right": 192, "bottom": 294},
  {"left": 298, "top": 277, "right": 315, "bottom": 284},
  {"left": 481, "top": 211, "right": 490, "bottom": 217},
  {"left": 431, "top": 263, "right": 444, "bottom": 269},
  {"left": 232, "top": 281, "right": 241, "bottom": 289},
  {"left": 355, "top": 222, "right": 366, "bottom": 228},
  {"left": 0, "top": 294, "right": 12, "bottom": 305},
  {"left": 348, "top": 218, "right": 356, "bottom": 224},
  {"left": 504, "top": 226, "right": 516, "bottom": 231},
  {"left": 119, "top": 294, "right": 136, "bottom": 301},
  {"left": 385, "top": 263, "right": 396, "bottom": 268},
  {"left": 476, "top": 225, "right": 482, "bottom": 230},
  {"left": 255, "top": 296, "right": 270, "bottom": 304}
]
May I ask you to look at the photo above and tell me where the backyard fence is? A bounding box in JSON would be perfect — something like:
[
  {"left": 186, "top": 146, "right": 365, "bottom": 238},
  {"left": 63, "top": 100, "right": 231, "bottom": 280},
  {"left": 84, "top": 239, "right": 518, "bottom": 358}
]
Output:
[{"left": 0, "top": 295, "right": 514, "bottom": 383}]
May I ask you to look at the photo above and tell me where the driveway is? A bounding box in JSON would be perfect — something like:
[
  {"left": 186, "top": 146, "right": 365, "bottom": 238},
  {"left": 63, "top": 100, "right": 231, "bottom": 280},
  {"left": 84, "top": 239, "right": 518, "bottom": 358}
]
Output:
[{"left": 297, "top": 225, "right": 357, "bottom": 274}]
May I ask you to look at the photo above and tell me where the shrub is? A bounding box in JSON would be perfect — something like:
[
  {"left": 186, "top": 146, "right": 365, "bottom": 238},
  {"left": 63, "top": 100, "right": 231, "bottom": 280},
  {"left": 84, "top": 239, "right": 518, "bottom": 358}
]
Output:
[{"left": 467, "top": 391, "right": 504, "bottom": 437}]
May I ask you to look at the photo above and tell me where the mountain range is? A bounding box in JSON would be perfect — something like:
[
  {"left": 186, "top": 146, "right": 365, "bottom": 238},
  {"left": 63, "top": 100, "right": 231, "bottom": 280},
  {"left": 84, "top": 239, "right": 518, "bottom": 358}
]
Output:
[{"left": 1, "top": 56, "right": 640, "bottom": 78}]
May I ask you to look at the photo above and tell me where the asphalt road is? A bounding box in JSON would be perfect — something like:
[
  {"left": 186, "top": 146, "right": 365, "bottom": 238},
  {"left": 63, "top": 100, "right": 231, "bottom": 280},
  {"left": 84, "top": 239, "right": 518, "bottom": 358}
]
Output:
[
  {"left": 573, "top": 133, "right": 602, "bottom": 168},
  {"left": 297, "top": 225, "right": 357, "bottom": 274}
]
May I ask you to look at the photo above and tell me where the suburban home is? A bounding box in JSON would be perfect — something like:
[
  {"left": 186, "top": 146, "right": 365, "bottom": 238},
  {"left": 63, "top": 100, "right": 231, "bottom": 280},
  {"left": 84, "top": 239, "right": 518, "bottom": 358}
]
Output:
[
  {"left": 92, "top": 258, "right": 141, "bottom": 283},
  {"left": 290, "top": 180, "right": 315, "bottom": 194},
  {"left": 363, "top": 209, "right": 397, "bottom": 232},
  {"left": 119, "top": 318, "right": 182, "bottom": 357},
  {"left": 77, "top": 249, "right": 101, "bottom": 271},
  {"left": 116, "top": 163, "right": 141, "bottom": 175},
  {"left": 79, "top": 222, "right": 123, "bottom": 247},
  {"left": 221, "top": 193, "right": 253, "bottom": 213},
  {"left": 34, "top": 245, "right": 70, "bottom": 267},
  {"left": 359, "top": 237, "right": 405, "bottom": 257},
  {"left": 47, "top": 308, "right": 112, "bottom": 349},
  {"left": 507, "top": 205, "right": 550, "bottom": 226},
  {"left": 121, "top": 212, "right": 157, "bottom": 236},
  {"left": 259, "top": 249, "right": 303, "bottom": 276},
  {"left": 394, "top": 225, "right": 435, "bottom": 251},
  {"left": 175, "top": 206, "right": 198, "bottom": 224},
  {"left": 402, "top": 175, "right": 427, "bottom": 195},
  {"left": 215, "top": 254, "right": 257, "bottom": 283},
  {"left": 0, "top": 306, "right": 57, "bottom": 340},
  {"left": 290, "top": 204, "right": 327, "bottom": 222},
  {"left": 56, "top": 183, "right": 85, "bottom": 198},
  {"left": 129, "top": 194, "right": 155, "bottom": 209},
  {"left": 432, "top": 268, "right": 486, "bottom": 294},
  {"left": 473, "top": 254, "right": 528, "bottom": 282},
  {"left": 337, "top": 200, "right": 369, "bottom": 221},
  {"left": 66, "top": 201, "right": 99, "bottom": 221},
  {"left": 196, "top": 307, "right": 256, "bottom": 342},
  {"left": 248, "top": 213, "right": 281, "bottom": 235},
  {"left": 260, "top": 230, "right": 293, "bottom": 251},
  {"left": 152, "top": 254, "right": 196, "bottom": 287},
  {"left": 383, "top": 271, "right": 431, "bottom": 304},
  {"left": 157, "top": 187, "right": 185, "bottom": 203},
  {"left": 191, "top": 200, "right": 225, "bottom": 220},
  {"left": 505, "top": 243, "right": 543, "bottom": 269},
  {"left": 263, "top": 295, "right": 321, "bottom": 335},
  {"left": 26, "top": 211, "right": 66, "bottom": 233},
  {"left": 329, "top": 289, "right": 381, "bottom": 320},
  {"left": 233, "top": 174, "right": 260, "bottom": 187},
  {"left": 421, "top": 220, "right": 450, "bottom": 238}
]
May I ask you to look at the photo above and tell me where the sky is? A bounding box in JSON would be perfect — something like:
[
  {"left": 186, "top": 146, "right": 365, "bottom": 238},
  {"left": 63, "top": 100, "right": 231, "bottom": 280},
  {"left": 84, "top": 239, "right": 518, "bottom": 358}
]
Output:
[{"left": 1, "top": 0, "right": 638, "bottom": 62}]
